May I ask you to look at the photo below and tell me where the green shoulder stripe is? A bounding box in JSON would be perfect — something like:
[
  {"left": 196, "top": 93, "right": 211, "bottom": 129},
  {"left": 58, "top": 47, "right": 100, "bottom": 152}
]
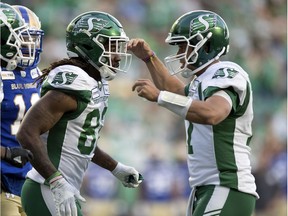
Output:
[{"left": 203, "top": 86, "right": 238, "bottom": 113}]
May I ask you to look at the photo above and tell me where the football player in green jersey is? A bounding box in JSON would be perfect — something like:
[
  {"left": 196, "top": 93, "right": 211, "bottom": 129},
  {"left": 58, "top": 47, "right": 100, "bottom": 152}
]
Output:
[
  {"left": 16, "top": 11, "right": 142, "bottom": 216},
  {"left": 129, "top": 10, "right": 258, "bottom": 216}
]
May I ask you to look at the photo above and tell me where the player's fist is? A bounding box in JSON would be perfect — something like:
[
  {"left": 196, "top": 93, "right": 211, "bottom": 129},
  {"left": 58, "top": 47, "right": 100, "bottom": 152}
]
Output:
[
  {"left": 112, "top": 162, "right": 143, "bottom": 188},
  {"left": 4, "top": 147, "right": 33, "bottom": 168}
]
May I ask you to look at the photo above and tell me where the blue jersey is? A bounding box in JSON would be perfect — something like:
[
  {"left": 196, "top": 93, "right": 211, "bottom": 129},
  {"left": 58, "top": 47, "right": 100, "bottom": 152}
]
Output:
[{"left": 1, "top": 67, "right": 41, "bottom": 196}]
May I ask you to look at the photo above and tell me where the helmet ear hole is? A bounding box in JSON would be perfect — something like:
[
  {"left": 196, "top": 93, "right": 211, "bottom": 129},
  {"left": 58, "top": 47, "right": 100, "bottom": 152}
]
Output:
[
  {"left": 101, "top": 57, "right": 108, "bottom": 63},
  {"left": 98, "top": 37, "right": 105, "bottom": 43},
  {"left": 205, "top": 42, "right": 211, "bottom": 53},
  {"left": 82, "top": 44, "right": 93, "bottom": 51}
]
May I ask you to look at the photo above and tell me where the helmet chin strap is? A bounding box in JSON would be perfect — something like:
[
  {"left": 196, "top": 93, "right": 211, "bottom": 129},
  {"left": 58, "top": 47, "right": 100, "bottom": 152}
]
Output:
[
  {"left": 98, "top": 66, "right": 116, "bottom": 81},
  {"left": 181, "top": 47, "right": 226, "bottom": 78},
  {"left": 74, "top": 46, "right": 116, "bottom": 81},
  {"left": 0, "top": 54, "right": 17, "bottom": 70}
]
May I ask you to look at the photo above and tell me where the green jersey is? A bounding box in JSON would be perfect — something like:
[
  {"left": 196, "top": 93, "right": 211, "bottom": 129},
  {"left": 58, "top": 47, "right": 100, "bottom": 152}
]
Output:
[
  {"left": 27, "top": 65, "right": 109, "bottom": 190},
  {"left": 184, "top": 61, "right": 259, "bottom": 198}
]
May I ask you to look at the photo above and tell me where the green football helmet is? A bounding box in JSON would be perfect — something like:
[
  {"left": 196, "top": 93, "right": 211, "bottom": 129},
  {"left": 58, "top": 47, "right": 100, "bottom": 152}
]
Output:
[
  {"left": 0, "top": 2, "right": 37, "bottom": 70},
  {"left": 66, "top": 11, "right": 132, "bottom": 81},
  {"left": 164, "top": 10, "right": 230, "bottom": 78}
]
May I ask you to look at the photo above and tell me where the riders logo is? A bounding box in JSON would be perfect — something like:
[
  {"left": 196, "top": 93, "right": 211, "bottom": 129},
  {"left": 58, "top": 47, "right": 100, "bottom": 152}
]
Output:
[{"left": 51, "top": 71, "right": 78, "bottom": 85}]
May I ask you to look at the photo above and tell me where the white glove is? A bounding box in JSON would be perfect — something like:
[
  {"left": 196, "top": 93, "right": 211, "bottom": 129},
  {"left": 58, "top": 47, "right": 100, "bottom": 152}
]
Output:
[
  {"left": 111, "top": 162, "right": 143, "bottom": 188},
  {"left": 49, "top": 175, "right": 86, "bottom": 216}
]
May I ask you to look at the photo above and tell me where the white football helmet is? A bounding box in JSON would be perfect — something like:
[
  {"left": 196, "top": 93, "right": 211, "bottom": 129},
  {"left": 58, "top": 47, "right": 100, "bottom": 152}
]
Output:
[{"left": 12, "top": 5, "right": 44, "bottom": 68}]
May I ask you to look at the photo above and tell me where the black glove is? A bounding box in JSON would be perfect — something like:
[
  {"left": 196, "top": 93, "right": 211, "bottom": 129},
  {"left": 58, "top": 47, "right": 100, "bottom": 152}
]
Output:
[{"left": 4, "top": 147, "right": 34, "bottom": 168}]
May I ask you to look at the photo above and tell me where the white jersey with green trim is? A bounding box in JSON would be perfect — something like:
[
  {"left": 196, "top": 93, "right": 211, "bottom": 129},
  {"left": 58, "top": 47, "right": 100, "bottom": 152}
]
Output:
[
  {"left": 185, "top": 61, "right": 259, "bottom": 198},
  {"left": 27, "top": 65, "right": 109, "bottom": 190}
]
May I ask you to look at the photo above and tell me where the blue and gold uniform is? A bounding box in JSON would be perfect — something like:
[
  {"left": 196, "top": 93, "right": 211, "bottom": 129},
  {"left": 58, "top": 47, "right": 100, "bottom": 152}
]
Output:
[{"left": 1, "top": 67, "right": 41, "bottom": 195}]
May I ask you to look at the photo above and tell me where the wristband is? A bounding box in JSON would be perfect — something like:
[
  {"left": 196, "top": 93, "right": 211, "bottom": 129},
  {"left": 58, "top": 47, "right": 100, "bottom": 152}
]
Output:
[
  {"left": 142, "top": 51, "right": 155, "bottom": 63},
  {"left": 44, "top": 171, "right": 62, "bottom": 186},
  {"left": 157, "top": 91, "right": 192, "bottom": 118}
]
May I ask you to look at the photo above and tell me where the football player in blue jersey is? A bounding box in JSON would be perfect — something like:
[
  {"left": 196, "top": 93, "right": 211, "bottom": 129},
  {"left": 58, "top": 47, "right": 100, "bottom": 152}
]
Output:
[
  {"left": 0, "top": 3, "right": 44, "bottom": 216},
  {"left": 16, "top": 11, "right": 143, "bottom": 216}
]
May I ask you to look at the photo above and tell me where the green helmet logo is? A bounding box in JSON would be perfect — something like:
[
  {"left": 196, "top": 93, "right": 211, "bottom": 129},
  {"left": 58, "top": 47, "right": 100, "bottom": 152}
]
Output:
[
  {"left": 66, "top": 11, "right": 131, "bottom": 81},
  {"left": 86, "top": 17, "right": 109, "bottom": 32},
  {"left": 190, "top": 14, "right": 216, "bottom": 35},
  {"left": 165, "top": 10, "right": 229, "bottom": 78}
]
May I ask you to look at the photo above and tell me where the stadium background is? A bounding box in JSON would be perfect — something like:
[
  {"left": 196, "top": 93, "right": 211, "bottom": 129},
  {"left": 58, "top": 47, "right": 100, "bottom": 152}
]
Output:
[{"left": 6, "top": 0, "right": 287, "bottom": 215}]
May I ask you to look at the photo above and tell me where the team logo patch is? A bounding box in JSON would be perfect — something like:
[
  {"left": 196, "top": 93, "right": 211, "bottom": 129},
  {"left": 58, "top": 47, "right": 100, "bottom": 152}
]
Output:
[
  {"left": 91, "top": 83, "right": 109, "bottom": 104},
  {"left": 51, "top": 71, "right": 78, "bottom": 85},
  {"left": 103, "top": 84, "right": 109, "bottom": 95},
  {"left": 1, "top": 71, "right": 15, "bottom": 80},
  {"left": 212, "top": 68, "right": 239, "bottom": 79},
  {"left": 30, "top": 68, "right": 40, "bottom": 79}
]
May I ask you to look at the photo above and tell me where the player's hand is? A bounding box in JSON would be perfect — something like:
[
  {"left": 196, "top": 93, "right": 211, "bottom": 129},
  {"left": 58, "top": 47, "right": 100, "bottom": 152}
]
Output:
[
  {"left": 112, "top": 162, "right": 143, "bottom": 188},
  {"left": 4, "top": 147, "right": 33, "bottom": 168},
  {"left": 128, "top": 38, "right": 154, "bottom": 60},
  {"left": 49, "top": 175, "right": 86, "bottom": 216},
  {"left": 132, "top": 79, "right": 160, "bottom": 102}
]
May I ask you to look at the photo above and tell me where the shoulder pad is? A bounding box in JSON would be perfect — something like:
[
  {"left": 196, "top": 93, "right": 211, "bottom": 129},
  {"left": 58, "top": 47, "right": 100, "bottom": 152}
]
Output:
[{"left": 45, "top": 65, "right": 95, "bottom": 91}]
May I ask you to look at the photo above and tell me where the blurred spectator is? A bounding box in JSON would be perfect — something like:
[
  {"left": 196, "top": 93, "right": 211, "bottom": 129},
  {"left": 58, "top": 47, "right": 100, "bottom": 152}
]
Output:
[
  {"left": 82, "top": 163, "right": 120, "bottom": 216},
  {"left": 253, "top": 100, "right": 287, "bottom": 216}
]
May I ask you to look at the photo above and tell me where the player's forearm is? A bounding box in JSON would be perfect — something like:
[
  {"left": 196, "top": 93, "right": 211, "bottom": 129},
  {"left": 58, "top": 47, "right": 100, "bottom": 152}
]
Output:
[
  {"left": 30, "top": 150, "right": 57, "bottom": 179},
  {"left": 157, "top": 91, "right": 231, "bottom": 125},
  {"left": 17, "top": 132, "right": 57, "bottom": 179},
  {"left": 91, "top": 146, "right": 118, "bottom": 172},
  {"left": 146, "top": 55, "right": 185, "bottom": 95}
]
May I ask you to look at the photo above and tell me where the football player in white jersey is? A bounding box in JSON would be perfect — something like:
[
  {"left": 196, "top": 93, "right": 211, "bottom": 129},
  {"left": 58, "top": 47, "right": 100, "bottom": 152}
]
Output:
[
  {"left": 129, "top": 10, "right": 259, "bottom": 216},
  {"left": 16, "top": 11, "right": 143, "bottom": 216}
]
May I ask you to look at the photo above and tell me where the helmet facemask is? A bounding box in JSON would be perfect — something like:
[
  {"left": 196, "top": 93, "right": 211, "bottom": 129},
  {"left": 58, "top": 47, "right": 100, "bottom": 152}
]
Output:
[
  {"left": 16, "top": 29, "right": 42, "bottom": 69},
  {"left": 164, "top": 32, "right": 212, "bottom": 78},
  {"left": 24, "top": 28, "right": 44, "bottom": 68},
  {"left": 1, "top": 19, "right": 37, "bottom": 70},
  {"left": 95, "top": 34, "right": 132, "bottom": 80}
]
